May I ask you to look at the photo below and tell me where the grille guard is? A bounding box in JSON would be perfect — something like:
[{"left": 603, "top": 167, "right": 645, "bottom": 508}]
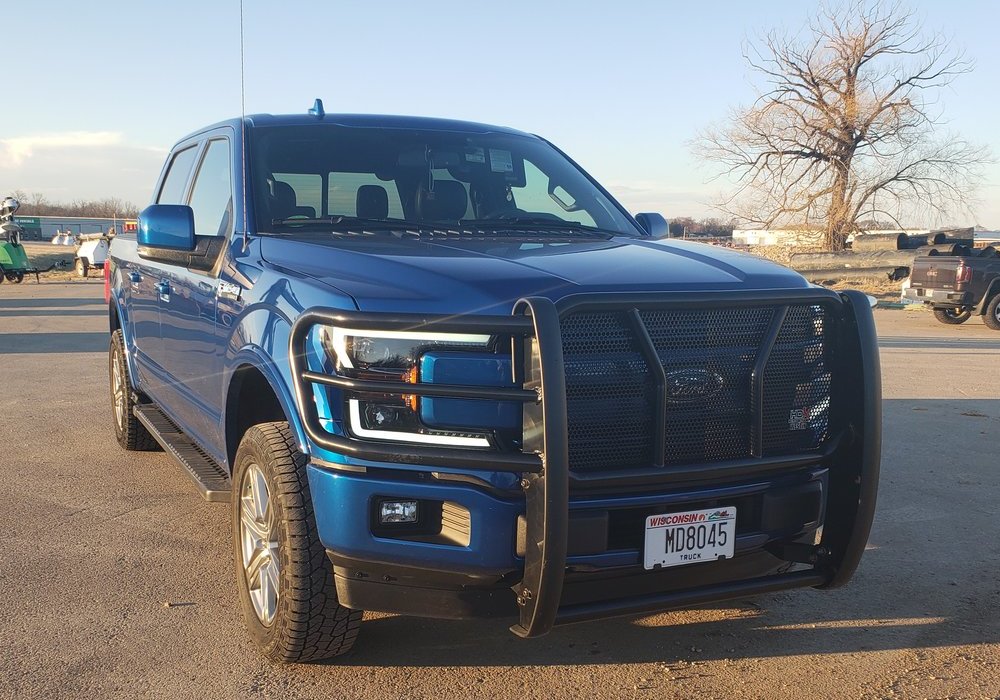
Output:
[{"left": 288, "top": 288, "right": 881, "bottom": 637}]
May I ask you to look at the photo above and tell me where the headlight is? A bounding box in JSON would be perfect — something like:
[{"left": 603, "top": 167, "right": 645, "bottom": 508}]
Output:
[
  {"left": 321, "top": 327, "right": 490, "bottom": 374},
  {"left": 319, "top": 327, "right": 494, "bottom": 447}
]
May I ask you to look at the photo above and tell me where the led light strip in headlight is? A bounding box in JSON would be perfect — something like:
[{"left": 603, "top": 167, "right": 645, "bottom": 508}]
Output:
[
  {"left": 347, "top": 399, "right": 491, "bottom": 446},
  {"left": 320, "top": 326, "right": 494, "bottom": 447}
]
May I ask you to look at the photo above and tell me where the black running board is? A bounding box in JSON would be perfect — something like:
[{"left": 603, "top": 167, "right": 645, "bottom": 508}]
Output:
[{"left": 134, "top": 404, "right": 231, "bottom": 503}]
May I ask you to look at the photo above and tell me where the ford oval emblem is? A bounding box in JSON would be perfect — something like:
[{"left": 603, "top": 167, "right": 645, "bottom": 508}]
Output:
[{"left": 664, "top": 369, "right": 724, "bottom": 403}]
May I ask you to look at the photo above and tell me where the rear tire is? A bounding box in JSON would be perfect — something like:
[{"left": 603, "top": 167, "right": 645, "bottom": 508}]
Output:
[
  {"left": 232, "top": 422, "right": 362, "bottom": 662},
  {"left": 75, "top": 258, "right": 89, "bottom": 277},
  {"left": 12, "top": 271, "right": 23, "bottom": 284},
  {"left": 933, "top": 307, "right": 972, "bottom": 325},
  {"left": 109, "top": 329, "right": 159, "bottom": 451},
  {"left": 984, "top": 295, "right": 1000, "bottom": 331}
]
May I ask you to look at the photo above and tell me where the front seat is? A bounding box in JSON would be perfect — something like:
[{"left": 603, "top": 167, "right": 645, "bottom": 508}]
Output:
[
  {"left": 415, "top": 180, "right": 468, "bottom": 222},
  {"left": 268, "top": 180, "right": 316, "bottom": 220},
  {"left": 356, "top": 185, "right": 389, "bottom": 219}
]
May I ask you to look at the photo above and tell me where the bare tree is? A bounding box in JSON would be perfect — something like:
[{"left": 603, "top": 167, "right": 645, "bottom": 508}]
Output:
[
  {"left": 695, "top": 1, "right": 989, "bottom": 250},
  {"left": 9, "top": 192, "right": 139, "bottom": 219}
]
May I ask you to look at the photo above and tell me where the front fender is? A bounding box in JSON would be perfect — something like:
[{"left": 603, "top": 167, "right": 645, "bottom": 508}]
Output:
[
  {"left": 223, "top": 345, "right": 310, "bottom": 458},
  {"left": 110, "top": 277, "right": 140, "bottom": 387}
]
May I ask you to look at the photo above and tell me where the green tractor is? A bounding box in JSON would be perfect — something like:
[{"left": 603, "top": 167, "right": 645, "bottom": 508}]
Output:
[{"left": 0, "top": 196, "right": 58, "bottom": 283}]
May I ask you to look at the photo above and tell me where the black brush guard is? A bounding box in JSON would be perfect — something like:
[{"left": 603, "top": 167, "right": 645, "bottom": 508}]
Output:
[{"left": 288, "top": 289, "right": 881, "bottom": 638}]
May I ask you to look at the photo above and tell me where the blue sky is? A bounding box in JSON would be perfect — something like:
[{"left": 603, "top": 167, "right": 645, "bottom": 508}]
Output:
[{"left": 3, "top": 0, "right": 998, "bottom": 226}]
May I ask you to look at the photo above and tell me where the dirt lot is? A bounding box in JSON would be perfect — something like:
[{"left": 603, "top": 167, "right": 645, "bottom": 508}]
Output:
[{"left": 1, "top": 282, "right": 998, "bottom": 699}]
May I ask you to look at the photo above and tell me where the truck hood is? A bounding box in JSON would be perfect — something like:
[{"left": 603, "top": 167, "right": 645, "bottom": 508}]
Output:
[{"left": 259, "top": 235, "right": 808, "bottom": 314}]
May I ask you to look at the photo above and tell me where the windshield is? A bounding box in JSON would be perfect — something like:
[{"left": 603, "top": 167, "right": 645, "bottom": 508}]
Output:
[{"left": 250, "top": 124, "right": 641, "bottom": 236}]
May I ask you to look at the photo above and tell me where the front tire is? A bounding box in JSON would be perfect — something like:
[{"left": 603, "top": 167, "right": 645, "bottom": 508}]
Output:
[
  {"left": 75, "top": 258, "right": 89, "bottom": 277},
  {"left": 984, "top": 294, "right": 1000, "bottom": 331},
  {"left": 232, "top": 422, "right": 362, "bottom": 662},
  {"left": 933, "top": 307, "right": 972, "bottom": 325},
  {"left": 109, "top": 329, "right": 159, "bottom": 451}
]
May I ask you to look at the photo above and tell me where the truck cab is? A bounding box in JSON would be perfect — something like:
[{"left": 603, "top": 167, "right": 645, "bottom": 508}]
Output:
[{"left": 108, "top": 104, "right": 881, "bottom": 662}]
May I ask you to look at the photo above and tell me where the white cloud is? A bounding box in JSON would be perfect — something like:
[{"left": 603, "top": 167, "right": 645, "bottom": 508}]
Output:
[
  {"left": 0, "top": 131, "right": 124, "bottom": 166},
  {"left": 0, "top": 132, "right": 167, "bottom": 207}
]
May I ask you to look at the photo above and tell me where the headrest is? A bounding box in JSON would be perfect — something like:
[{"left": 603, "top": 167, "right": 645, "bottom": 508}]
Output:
[
  {"left": 269, "top": 179, "right": 297, "bottom": 217},
  {"left": 268, "top": 180, "right": 317, "bottom": 220},
  {"left": 417, "top": 180, "right": 468, "bottom": 222},
  {"left": 356, "top": 185, "right": 389, "bottom": 220}
]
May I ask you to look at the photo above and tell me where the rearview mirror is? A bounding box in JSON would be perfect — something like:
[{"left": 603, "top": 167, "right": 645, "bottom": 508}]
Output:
[
  {"left": 138, "top": 204, "right": 195, "bottom": 251},
  {"left": 635, "top": 212, "right": 671, "bottom": 239}
]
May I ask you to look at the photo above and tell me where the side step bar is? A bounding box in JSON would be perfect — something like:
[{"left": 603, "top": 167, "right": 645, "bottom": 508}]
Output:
[{"left": 134, "top": 404, "right": 231, "bottom": 503}]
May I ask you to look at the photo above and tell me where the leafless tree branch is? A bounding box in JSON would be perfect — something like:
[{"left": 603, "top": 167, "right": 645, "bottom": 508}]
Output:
[{"left": 693, "top": 0, "right": 990, "bottom": 249}]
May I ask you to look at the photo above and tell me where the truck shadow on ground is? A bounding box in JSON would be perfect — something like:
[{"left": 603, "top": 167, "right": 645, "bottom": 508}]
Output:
[
  {"left": 0, "top": 309, "right": 105, "bottom": 317},
  {"left": 335, "top": 398, "right": 999, "bottom": 668},
  {"left": 340, "top": 557, "right": 997, "bottom": 668},
  {"left": 0, "top": 296, "right": 103, "bottom": 308},
  {"left": 878, "top": 335, "right": 1000, "bottom": 350},
  {"left": 0, "top": 332, "right": 108, "bottom": 353}
]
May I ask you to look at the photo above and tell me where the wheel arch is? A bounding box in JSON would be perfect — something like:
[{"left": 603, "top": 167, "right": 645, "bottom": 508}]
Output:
[
  {"left": 223, "top": 351, "right": 309, "bottom": 471},
  {"left": 976, "top": 278, "right": 1000, "bottom": 315},
  {"left": 108, "top": 289, "right": 142, "bottom": 387}
]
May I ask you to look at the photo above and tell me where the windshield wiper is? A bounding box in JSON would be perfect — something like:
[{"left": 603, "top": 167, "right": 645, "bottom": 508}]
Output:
[
  {"left": 270, "top": 215, "right": 425, "bottom": 229},
  {"left": 459, "top": 217, "right": 621, "bottom": 236}
]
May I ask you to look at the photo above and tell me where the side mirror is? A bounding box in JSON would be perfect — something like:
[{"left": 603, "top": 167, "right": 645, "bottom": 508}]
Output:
[
  {"left": 138, "top": 204, "right": 195, "bottom": 251},
  {"left": 635, "top": 212, "right": 670, "bottom": 239}
]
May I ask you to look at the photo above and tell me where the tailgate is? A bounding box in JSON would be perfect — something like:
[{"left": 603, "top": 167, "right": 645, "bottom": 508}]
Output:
[{"left": 909, "top": 257, "right": 957, "bottom": 289}]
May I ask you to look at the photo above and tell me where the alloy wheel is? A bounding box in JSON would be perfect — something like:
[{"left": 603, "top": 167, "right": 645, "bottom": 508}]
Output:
[{"left": 240, "top": 463, "right": 280, "bottom": 626}]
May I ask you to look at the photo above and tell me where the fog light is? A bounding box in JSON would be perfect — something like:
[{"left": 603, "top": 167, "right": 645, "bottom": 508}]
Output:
[{"left": 379, "top": 499, "right": 419, "bottom": 524}]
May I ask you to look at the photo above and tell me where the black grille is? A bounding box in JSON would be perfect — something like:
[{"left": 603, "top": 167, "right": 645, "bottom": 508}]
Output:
[
  {"left": 561, "top": 312, "right": 655, "bottom": 473},
  {"left": 560, "top": 304, "right": 835, "bottom": 474}
]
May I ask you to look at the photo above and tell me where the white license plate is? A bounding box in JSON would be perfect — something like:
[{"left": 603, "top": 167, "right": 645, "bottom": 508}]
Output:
[{"left": 643, "top": 506, "right": 736, "bottom": 570}]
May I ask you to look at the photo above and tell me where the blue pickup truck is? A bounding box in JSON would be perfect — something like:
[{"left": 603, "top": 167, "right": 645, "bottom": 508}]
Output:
[{"left": 108, "top": 102, "right": 881, "bottom": 662}]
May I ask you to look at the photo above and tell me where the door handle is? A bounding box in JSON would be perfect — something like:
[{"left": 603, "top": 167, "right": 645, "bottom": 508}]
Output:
[{"left": 157, "top": 281, "right": 171, "bottom": 302}]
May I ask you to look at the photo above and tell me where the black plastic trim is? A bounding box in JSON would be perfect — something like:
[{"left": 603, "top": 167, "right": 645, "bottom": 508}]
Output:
[
  {"left": 751, "top": 305, "right": 788, "bottom": 457},
  {"left": 624, "top": 308, "right": 667, "bottom": 467},
  {"left": 817, "top": 290, "right": 881, "bottom": 588},
  {"left": 303, "top": 371, "right": 538, "bottom": 402},
  {"left": 509, "top": 296, "right": 569, "bottom": 638}
]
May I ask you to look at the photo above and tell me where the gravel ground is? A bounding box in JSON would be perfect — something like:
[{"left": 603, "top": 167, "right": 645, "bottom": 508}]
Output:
[{"left": 1, "top": 282, "right": 998, "bottom": 699}]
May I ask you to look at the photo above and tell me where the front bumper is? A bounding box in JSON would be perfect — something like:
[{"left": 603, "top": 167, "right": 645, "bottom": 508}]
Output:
[{"left": 310, "top": 461, "right": 832, "bottom": 624}]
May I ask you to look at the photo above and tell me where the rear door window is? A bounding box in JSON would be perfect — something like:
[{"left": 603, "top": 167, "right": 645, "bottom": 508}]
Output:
[
  {"left": 157, "top": 146, "right": 199, "bottom": 205},
  {"left": 187, "top": 139, "right": 233, "bottom": 236}
]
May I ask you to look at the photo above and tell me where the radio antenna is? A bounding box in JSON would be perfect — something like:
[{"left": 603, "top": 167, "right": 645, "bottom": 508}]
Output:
[{"left": 239, "top": 0, "right": 249, "bottom": 250}]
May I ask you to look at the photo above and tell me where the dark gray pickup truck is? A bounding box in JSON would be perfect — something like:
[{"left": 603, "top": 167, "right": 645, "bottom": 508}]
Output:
[{"left": 905, "top": 248, "right": 1000, "bottom": 328}]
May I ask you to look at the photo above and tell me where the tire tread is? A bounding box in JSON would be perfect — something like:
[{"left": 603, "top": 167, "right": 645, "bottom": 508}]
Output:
[
  {"left": 110, "top": 330, "right": 159, "bottom": 451},
  {"left": 234, "top": 422, "right": 362, "bottom": 662}
]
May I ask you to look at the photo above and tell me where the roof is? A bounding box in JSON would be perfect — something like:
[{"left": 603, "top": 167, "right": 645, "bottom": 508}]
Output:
[{"left": 175, "top": 112, "right": 535, "bottom": 148}]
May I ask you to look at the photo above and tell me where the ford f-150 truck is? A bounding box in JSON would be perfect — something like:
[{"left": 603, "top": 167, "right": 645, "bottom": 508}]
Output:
[{"left": 107, "top": 103, "right": 881, "bottom": 662}]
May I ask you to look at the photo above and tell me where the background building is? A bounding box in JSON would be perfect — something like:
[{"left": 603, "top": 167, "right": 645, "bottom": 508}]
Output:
[
  {"left": 732, "top": 228, "right": 930, "bottom": 247},
  {"left": 11, "top": 215, "right": 135, "bottom": 240}
]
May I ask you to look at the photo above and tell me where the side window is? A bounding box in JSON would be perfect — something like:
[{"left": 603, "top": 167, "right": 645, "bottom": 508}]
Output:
[
  {"left": 188, "top": 139, "right": 233, "bottom": 236},
  {"left": 156, "top": 147, "right": 199, "bottom": 204},
  {"left": 512, "top": 161, "right": 596, "bottom": 227}
]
